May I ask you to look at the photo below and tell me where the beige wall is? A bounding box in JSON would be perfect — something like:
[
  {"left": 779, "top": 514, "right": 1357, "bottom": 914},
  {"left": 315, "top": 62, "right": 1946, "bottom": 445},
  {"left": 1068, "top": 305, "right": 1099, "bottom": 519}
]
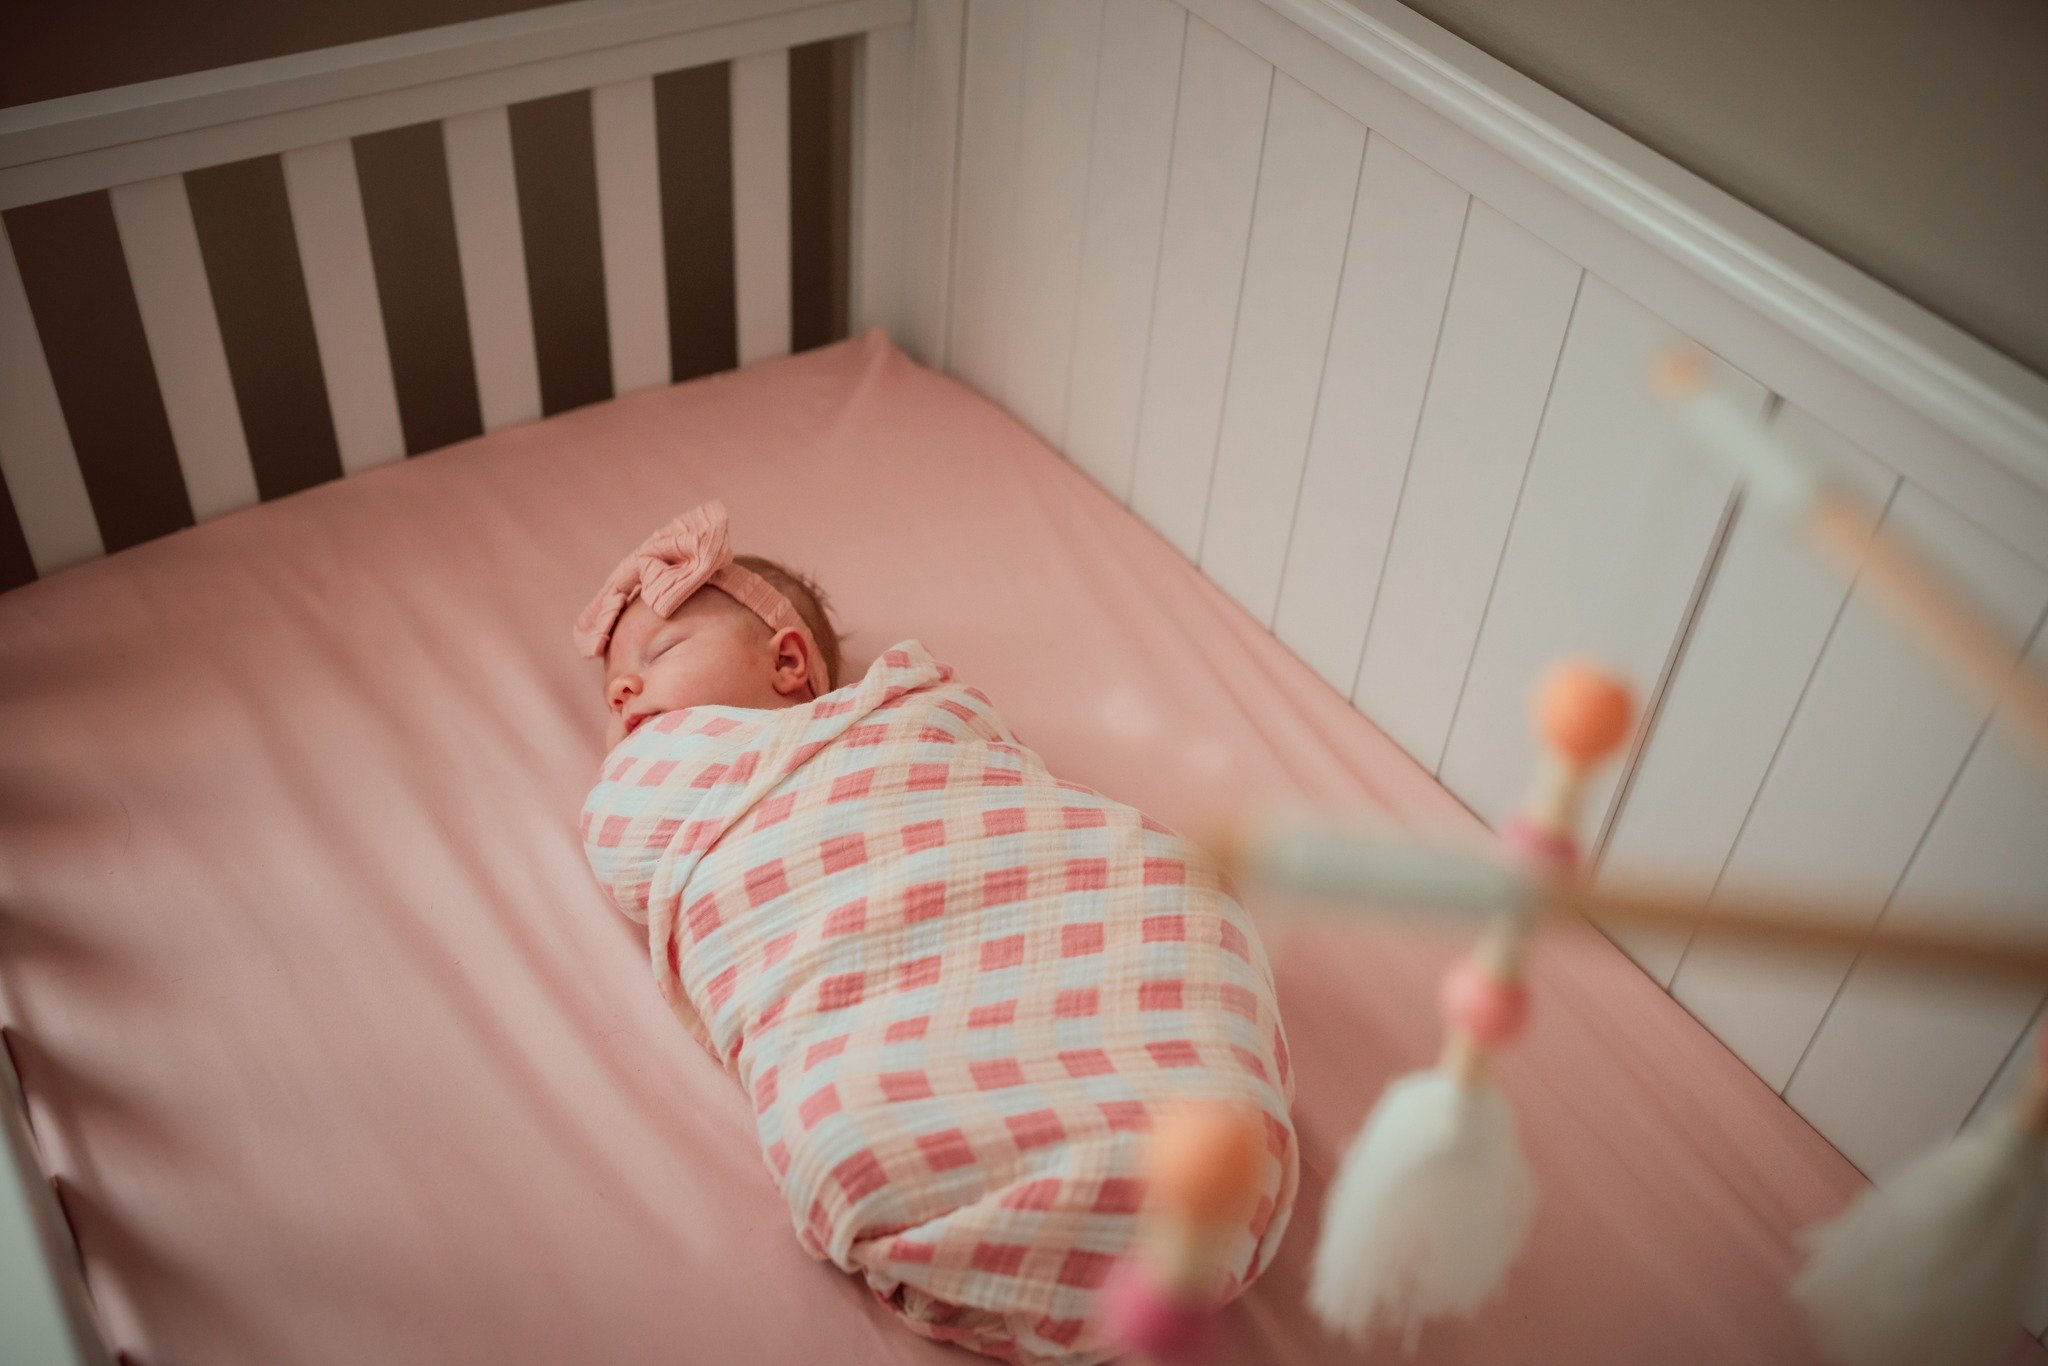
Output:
[{"left": 1394, "top": 0, "right": 2048, "bottom": 377}]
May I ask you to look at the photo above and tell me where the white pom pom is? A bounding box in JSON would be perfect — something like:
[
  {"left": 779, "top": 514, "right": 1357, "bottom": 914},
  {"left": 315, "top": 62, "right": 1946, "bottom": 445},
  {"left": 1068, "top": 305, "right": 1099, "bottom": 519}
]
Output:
[
  {"left": 1309, "top": 1069, "right": 1536, "bottom": 1350},
  {"left": 1796, "top": 1116, "right": 2046, "bottom": 1366}
]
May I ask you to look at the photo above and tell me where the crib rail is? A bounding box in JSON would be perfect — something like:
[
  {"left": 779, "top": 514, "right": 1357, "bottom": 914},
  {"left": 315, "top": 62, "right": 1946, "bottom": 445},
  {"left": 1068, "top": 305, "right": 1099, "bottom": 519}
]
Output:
[{"left": 0, "top": 0, "right": 913, "bottom": 587}]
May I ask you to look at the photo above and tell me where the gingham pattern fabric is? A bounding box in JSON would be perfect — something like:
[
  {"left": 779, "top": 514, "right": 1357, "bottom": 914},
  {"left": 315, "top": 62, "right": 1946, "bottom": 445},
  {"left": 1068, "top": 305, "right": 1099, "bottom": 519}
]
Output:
[{"left": 581, "top": 641, "right": 1298, "bottom": 1364}]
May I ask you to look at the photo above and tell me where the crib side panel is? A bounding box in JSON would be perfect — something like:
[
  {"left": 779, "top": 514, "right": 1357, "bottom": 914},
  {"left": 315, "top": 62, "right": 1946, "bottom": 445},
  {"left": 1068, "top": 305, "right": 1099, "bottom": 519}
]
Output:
[
  {"left": 1061, "top": 0, "right": 1185, "bottom": 501},
  {"left": 1268, "top": 133, "right": 1465, "bottom": 697},
  {"left": 903, "top": 0, "right": 2048, "bottom": 1235},
  {"left": 1349, "top": 203, "right": 1578, "bottom": 771},
  {"left": 0, "top": 0, "right": 902, "bottom": 593},
  {"left": 1196, "top": 73, "right": 1364, "bottom": 625},
  {"left": 1594, "top": 403, "right": 1900, "bottom": 985},
  {"left": 1125, "top": 18, "right": 1272, "bottom": 562}
]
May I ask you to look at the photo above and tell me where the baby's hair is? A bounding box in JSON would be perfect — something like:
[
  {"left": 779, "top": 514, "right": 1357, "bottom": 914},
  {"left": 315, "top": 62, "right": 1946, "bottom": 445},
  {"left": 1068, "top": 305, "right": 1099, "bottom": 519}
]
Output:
[{"left": 735, "top": 553, "right": 844, "bottom": 694}]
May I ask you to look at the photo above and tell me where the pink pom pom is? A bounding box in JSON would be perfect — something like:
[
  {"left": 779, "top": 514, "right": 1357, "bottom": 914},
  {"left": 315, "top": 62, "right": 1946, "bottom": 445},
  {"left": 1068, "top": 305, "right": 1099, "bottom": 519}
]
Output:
[
  {"left": 1102, "top": 1258, "right": 1218, "bottom": 1362},
  {"left": 1500, "top": 814, "right": 1580, "bottom": 875},
  {"left": 1441, "top": 958, "right": 1531, "bottom": 1047}
]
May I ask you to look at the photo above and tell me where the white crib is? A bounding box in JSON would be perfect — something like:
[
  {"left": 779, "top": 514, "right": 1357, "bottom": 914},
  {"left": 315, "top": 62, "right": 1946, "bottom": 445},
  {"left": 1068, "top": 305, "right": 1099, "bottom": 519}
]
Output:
[{"left": 4, "top": 0, "right": 2046, "bottom": 1359}]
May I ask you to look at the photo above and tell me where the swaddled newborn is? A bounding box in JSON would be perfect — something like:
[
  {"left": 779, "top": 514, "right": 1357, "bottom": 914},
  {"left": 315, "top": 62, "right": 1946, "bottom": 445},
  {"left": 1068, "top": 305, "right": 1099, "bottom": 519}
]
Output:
[{"left": 576, "top": 503, "right": 1297, "bottom": 1364}]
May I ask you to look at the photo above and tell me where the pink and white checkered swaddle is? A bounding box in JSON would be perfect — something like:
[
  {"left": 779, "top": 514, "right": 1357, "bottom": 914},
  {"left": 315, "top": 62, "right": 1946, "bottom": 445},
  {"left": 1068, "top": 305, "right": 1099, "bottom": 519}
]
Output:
[{"left": 582, "top": 642, "right": 1298, "bottom": 1364}]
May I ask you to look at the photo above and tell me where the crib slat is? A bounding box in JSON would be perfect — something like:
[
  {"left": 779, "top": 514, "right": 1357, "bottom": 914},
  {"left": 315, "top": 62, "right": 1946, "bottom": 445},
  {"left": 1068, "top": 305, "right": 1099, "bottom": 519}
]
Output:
[
  {"left": 944, "top": 0, "right": 1026, "bottom": 400},
  {"left": 1670, "top": 486, "right": 2048, "bottom": 1092},
  {"left": 1782, "top": 622, "right": 2048, "bottom": 1178},
  {"left": 900, "top": 0, "right": 966, "bottom": 369},
  {"left": 107, "top": 175, "right": 260, "bottom": 522},
  {"left": 1126, "top": 18, "right": 1272, "bottom": 560},
  {"left": 0, "top": 220, "right": 102, "bottom": 575},
  {"left": 279, "top": 141, "right": 407, "bottom": 475},
  {"left": 1596, "top": 404, "right": 1895, "bottom": 985},
  {"left": 1271, "top": 136, "right": 1467, "bottom": 696},
  {"left": 1436, "top": 278, "right": 1759, "bottom": 825},
  {"left": 591, "top": 77, "right": 670, "bottom": 396},
  {"left": 730, "top": 49, "right": 792, "bottom": 367},
  {"left": 1000, "top": 0, "right": 1104, "bottom": 445},
  {"left": 1351, "top": 204, "right": 1578, "bottom": 771},
  {"left": 850, "top": 23, "right": 911, "bottom": 338},
  {"left": 444, "top": 107, "right": 543, "bottom": 431},
  {"left": 1197, "top": 74, "right": 1363, "bottom": 624},
  {"left": 1062, "top": 0, "right": 1184, "bottom": 500}
]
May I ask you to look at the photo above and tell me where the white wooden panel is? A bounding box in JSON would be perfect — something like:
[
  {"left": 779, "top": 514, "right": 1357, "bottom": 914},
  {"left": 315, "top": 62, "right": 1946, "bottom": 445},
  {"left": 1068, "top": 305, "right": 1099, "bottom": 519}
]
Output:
[
  {"left": 1197, "top": 75, "right": 1363, "bottom": 623},
  {"left": 1125, "top": 18, "right": 1272, "bottom": 560},
  {"left": 107, "top": 174, "right": 259, "bottom": 522},
  {"left": 0, "top": 220, "right": 101, "bottom": 574},
  {"left": 900, "top": 0, "right": 965, "bottom": 368},
  {"left": 443, "top": 106, "right": 542, "bottom": 431},
  {"left": 1437, "top": 277, "right": 1764, "bottom": 826},
  {"left": 850, "top": 22, "right": 911, "bottom": 338},
  {"left": 1595, "top": 404, "right": 1896, "bottom": 984},
  {"left": 1670, "top": 485, "right": 2048, "bottom": 1091},
  {"left": 944, "top": 0, "right": 1027, "bottom": 399},
  {"left": 731, "top": 48, "right": 792, "bottom": 366},
  {"left": 1271, "top": 134, "right": 1466, "bottom": 695},
  {"left": 1350, "top": 204, "right": 1578, "bottom": 768},
  {"left": 999, "top": 0, "right": 1103, "bottom": 444},
  {"left": 1965, "top": 1002, "right": 2048, "bottom": 1335},
  {"left": 591, "top": 76, "right": 670, "bottom": 395},
  {"left": 1061, "top": 0, "right": 1184, "bottom": 500},
  {"left": 1161, "top": 0, "right": 2048, "bottom": 558},
  {"left": 280, "top": 140, "right": 406, "bottom": 474},
  {"left": 1783, "top": 622, "right": 2048, "bottom": 1177}
]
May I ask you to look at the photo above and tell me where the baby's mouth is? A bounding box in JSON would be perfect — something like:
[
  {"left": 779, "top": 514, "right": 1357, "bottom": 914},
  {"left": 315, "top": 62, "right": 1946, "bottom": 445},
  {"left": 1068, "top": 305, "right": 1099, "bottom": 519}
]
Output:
[{"left": 625, "top": 712, "right": 652, "bottom": 736}]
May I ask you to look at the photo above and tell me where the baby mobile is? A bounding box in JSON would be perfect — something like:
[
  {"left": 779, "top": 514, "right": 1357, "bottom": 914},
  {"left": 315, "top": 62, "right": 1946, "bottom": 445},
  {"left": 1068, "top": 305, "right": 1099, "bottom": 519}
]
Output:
[{"left": 1096, "top": 354, "right": 2048, "bottom": 1365}]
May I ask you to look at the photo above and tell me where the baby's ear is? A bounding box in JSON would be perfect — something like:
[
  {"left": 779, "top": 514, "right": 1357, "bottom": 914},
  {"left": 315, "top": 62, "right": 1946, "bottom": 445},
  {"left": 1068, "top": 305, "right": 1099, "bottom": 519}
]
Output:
[{"left": 769, "top": 627, "right": 814, "bottom": 697}]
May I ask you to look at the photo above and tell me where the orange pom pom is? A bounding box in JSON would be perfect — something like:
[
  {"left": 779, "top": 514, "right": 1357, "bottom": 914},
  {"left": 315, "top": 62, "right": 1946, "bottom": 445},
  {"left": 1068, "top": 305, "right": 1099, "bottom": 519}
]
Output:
[
  {"left": 1536, "top": 660, "right": 1635, "bottom": 768},
  {"left": 1148, "top": 1101, "right": 1267, "bottom": 1227}
]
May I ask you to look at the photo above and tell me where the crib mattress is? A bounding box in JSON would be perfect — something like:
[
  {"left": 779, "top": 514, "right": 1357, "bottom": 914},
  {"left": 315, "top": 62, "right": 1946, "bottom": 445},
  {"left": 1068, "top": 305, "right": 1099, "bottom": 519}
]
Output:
[{"left": 0, "top": 328, "right": 1902, "bottom": 1363}]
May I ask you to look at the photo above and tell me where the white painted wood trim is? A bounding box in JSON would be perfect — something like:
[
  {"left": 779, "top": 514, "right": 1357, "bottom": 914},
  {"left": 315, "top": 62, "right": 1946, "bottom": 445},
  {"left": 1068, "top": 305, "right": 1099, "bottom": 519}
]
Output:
[
  {"left": 106, "top": 174, "right": 260, "bottom": 522},
  {"left": 443, "top": 108, "right": 544, "bottom": 432},
  {"left": 591, "top": 76, "right": 671, "bottom": 396},
  {"left": 899, "top": 0, "right": 966, "bottom": 369},
  {"left": 849, "top": 23, "right": 912, "bottom": 338},
  {"left": 0, "top": 0, "right": 911, "bottom": 212},
  {"left": 280, "top": 142, "right": 408, "bottom": 474},
  {"left": 0, "top": 221, "right": 102, "bottom": 575},
  {"left": 1171, "top": 0, "right": 2048, "bottom": 563},
  {"left": 730, "top": 48, "right": 793, "bottom": 367}
]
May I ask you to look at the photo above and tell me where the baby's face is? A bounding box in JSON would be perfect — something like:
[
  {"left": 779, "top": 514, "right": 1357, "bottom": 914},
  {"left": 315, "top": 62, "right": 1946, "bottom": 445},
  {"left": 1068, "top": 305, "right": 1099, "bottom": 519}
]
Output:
[{"left": 600, "top": 591, "right": 787, "bottom": 749}]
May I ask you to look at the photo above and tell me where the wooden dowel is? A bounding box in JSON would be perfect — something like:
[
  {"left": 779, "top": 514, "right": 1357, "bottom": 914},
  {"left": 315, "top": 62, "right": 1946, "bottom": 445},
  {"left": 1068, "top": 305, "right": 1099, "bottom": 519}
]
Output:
[
  {"left": 1554, "top": 876, "right": 2048, "bottom": 980},
  {"left": 1215, "top": 819, "right": 2048, "bottom": 980},
  {"left": 1807, "top": 492, "right": 2048, "bottom": 764}
]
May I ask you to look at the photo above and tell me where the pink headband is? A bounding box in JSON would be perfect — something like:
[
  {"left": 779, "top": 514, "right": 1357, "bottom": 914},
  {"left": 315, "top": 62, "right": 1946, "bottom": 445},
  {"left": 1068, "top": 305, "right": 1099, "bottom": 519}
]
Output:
[{"left": 573, "top": 501, "right": 830, "bottom": 697}]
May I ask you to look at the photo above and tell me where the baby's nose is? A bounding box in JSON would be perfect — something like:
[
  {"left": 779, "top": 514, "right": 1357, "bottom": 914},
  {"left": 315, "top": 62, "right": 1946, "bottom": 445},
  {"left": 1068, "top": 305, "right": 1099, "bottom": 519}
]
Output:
[{"left": 607, "top": 676, "right": 641, "bottom": 711}]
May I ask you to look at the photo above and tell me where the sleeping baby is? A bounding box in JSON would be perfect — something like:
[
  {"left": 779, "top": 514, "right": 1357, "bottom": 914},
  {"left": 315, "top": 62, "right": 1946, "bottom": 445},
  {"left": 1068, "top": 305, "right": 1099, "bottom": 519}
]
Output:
[{"left": 575, "top": 502, "right": 1297, "bottom": 1365}]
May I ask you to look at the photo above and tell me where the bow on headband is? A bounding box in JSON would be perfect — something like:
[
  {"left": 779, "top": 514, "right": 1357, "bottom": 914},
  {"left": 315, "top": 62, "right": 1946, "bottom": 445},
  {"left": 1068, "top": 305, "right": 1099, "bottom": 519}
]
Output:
[{"left": 572, "top": 501, "right": 830, "bottom": 696}]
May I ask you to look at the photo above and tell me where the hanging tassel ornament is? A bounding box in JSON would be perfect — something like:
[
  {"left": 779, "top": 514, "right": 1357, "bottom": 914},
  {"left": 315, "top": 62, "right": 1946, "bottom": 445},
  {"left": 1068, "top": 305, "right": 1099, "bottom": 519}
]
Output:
[
  {"left": 1795, "top": 1031, "right": 2048, "bottom": 1366},
  {"left": 1100, "top": 1100, "right": 1270, "bottom": 1363},
  {"left": 1308, "top": 660, "right": 1636, "bottom": 1349}
]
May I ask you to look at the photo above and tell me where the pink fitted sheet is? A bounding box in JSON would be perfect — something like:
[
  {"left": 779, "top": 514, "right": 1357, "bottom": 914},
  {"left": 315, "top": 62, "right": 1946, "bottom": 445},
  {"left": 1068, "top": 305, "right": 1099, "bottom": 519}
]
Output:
[{"left": 0, "top": 328, "right": 2008, "bottom": 1363}]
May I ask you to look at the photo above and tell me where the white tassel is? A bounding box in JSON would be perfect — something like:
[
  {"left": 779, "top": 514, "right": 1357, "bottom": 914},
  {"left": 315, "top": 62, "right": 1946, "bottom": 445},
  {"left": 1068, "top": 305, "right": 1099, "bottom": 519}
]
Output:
[
  {"left": 1796, "top": 1112, "right": 2047, "bottom": 1366},
  {"left": 1308, "top": 1069, "right": 1536, "bottom": 1351}
]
